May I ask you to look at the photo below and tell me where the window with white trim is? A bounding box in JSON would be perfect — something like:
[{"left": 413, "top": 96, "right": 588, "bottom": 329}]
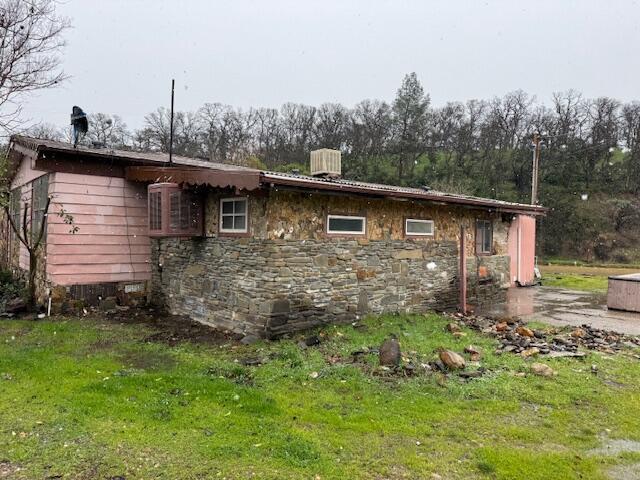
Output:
[
  {"left": 326, "top": 214, "right": 366, "bottom": 235},
  {"left": 220, "top": 198, "right": 248, "bottom": 233},
  {"left": 405, "top": 218, "right": 434, "bottom": 236}
]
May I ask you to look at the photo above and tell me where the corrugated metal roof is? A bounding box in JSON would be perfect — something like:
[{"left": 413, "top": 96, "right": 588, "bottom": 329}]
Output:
[
  {"left": 11, "top": 135, "right": 255, "bottom": 172},
  {"left": 261, "top": 171, "right": 547, "bottom": 214},
  {"left": 11, "top": 134, "right": 546, "bottom": 215}
]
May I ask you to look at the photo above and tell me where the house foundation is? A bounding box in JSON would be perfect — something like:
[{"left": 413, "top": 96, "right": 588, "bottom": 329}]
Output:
[{"left": 151, "top": 237, "right": 509, "bottom": 337}]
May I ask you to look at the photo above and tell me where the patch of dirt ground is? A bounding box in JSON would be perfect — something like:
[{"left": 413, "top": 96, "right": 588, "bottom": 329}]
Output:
[
  {"left": 106, "top": 308, "right": 242, "bottom": 346},
  {"left": 0, "top": 461, "right": 20, "bottom": 478}
]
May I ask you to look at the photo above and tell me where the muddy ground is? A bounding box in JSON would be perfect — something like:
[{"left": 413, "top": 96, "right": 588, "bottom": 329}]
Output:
[{"left": 101, "top": 308, "right": 241, "bottom": 346}]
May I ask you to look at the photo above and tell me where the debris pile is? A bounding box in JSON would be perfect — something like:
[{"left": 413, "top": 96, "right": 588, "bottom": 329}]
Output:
[{"left": 447, "top": 313, "right": 640, "bottom": 356}]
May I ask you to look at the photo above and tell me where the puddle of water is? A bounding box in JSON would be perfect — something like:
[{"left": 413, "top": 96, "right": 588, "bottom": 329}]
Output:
[
  {"left": 483, "top": 287, "right": 640, "bottom": 335},
  {"left": 591, "top": 439, "right": 640, "bottom": 456},
  {"left": 593, "top": 439, "right": 640, "bottom": 480},
  {"left": 607, "top": 463, "right": 640, "bottom": 480}
]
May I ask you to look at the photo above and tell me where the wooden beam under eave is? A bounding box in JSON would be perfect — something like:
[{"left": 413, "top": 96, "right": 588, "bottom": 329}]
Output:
[
  {"left": 35, "top": 155, "right": 126, "bottom": 178},
  {"left": 125, "top": 166, "right": 262, "bottom": 191}
]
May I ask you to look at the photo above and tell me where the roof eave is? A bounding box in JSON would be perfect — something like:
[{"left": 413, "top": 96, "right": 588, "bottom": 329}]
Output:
[
  {"left": 125, "top": 165, "right": 262, "bottom": 191},
  {"left": 260, "top": 173, "right": 547, "bottom": 216}
]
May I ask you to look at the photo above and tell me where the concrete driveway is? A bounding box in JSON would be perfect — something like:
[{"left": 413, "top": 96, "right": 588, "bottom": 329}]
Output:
[{"left": 482, "top": 286, "right": 640, "bottom": 336}]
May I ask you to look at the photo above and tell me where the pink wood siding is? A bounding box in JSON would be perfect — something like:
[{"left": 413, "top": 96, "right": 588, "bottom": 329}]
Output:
[
  {"left": 9, "top": 156, "right": 48, "bottom": 271},
  {"left": 47, "top": 172, "right": 151, "bottom": 285},
  {"left": 508, "top": 214, "right": 536, "bottom": 286},
  {"left": 10, "top": 156, "right": 47, "bottom": 187}
]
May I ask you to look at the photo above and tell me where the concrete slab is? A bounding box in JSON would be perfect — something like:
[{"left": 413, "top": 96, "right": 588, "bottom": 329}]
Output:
[{"left": 481, "top": 286, "right": 640, "bottom": 336}]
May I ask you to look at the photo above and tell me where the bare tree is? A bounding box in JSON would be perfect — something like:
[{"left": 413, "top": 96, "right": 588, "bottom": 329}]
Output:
[
  {"left": 621, "top": 102, "right": 640, "bottom": 192},
  {"left": 251, "top": 107, "right": 282, "bottom": 166},
  {"left": 432, "top": 101, "right": 465, "bottom": 176},
  {"left": 583, "top": 97, "right": 620, "bottom": 188},
  {"left": 1, "top": 187, "right": 75, "bottom": 309},
  {"left": 279, "top": 103, "right": 316, "bottom": 163},
  {"left": 198, "top": 103, "right": 254, "bottom": 163},
  {"left": 141, "top": 107, "right": 202, "bottom": 156},
  {"left": 141, "top": 107, "right": 172, "bottom": 152},
  {"left": 25, "top": 121, "right": 63, "bottom": 141},
  {"left": 0, "top": 0, "right": 69, "bottom": 133},
  {"left": 312, "top": 103, "right": 349, "bottom": 150},
  {"left": 350, "top": 99, "right": 392, "bottom": 159},
  {"left": 86, "top": 113, "right": 131, "bottom": 148},
  {"left": 0, "top": 0, "right": 70, "bottom": 307}
]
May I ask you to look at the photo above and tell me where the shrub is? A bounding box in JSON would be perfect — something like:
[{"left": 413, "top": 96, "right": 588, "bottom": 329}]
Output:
[{"left": 0, "top": 268, "right": 24, "bottom": 310}]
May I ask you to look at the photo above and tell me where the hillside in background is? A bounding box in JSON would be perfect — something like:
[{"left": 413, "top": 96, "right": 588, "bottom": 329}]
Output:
[
  {"left": 335, "top": 152, "right": 640, "bottom": 264},
  {"left": 22, "top": 74, "right": 640, "bottom": 263}
]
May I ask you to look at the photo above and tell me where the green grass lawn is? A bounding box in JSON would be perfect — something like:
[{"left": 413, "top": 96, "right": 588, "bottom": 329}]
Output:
[
  {"left": 1, "top": 314, "right": 639, "bottom": 479},
  {"left": 539, "top": 262, "right": 640, "bottom": 293},
  {"left": 541, "top": 273, "right": 609, "bottom": 292}
]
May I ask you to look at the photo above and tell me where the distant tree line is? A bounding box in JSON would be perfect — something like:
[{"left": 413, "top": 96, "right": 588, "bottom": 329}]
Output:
[{"left": 27, "top": 73, "right": 640, "bottom": 262}]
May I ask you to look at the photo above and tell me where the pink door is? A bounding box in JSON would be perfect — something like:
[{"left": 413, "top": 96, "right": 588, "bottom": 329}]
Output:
[{"left": 508, "top": 215, "right": 536, "bottom": 286}]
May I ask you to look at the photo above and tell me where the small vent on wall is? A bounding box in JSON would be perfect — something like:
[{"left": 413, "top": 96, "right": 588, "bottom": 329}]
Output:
[{"left": 310, "top": 149, "right": 341, "bottom": 178}]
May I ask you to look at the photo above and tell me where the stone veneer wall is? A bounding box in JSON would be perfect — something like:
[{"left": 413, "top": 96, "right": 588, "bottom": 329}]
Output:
[
  {"left": 151, "top": 237, "right": 509, "bottom": 337},
  {"left": 203, "top": 190, "right": 510, "bottom": 257}
]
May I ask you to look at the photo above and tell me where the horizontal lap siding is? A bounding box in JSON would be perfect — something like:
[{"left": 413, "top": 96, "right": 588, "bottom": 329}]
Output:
[
  {"left": 9, "top": 159, "right": 45, "bottom": 271},
  {"left": 51, "top": 272, "right": 150, "bottom": 285},
  {"left": 47, "top": 223, "right": 148, "bottom": 236},
  {"left": 47, "top": 234, "right": 150, "bottom": 246},
  {"left": 47, "top": 244, "right": 150, "bottom": 255},
  {"left": 47, "top": 173, "right": 151, "bottom": 285}
]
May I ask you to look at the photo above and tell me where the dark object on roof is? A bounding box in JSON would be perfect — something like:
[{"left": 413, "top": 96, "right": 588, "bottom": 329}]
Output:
[
  {"left": 70, "top": 106, "right": 88, "bottom": 147},
  {"left": 8, "top": 135, "right": 547, "bottom": 216}
]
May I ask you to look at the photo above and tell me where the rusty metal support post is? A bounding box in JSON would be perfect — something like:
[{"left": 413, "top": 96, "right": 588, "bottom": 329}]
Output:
[
  {"left": 531, "top": 132, "right": 541, "bottom": 205},
  {"left": 459, "top": 224, "right": 467, "bottom": 314}
]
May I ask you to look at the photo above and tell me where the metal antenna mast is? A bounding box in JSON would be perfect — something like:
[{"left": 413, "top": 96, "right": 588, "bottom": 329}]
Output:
[
  {"left": 169, "top": 79, "right": 175, "bottom": 166},
  {"left": 531, "top": 132, "right": 541, "bottom": 204}
]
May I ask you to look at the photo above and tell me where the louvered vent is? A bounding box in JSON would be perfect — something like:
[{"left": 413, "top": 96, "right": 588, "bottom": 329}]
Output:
[{"left": 310, "top": 149, "right": 341, "bottom": 178}]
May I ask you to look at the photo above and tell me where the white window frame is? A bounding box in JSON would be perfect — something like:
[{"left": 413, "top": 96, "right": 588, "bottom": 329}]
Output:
[
  {"left": 405, "top": 218, "right": 435, "bottom": 237},
  {"left": 326, "top": 214, "right": 366, "bottom": 235},
  {"left": 219, "top": 197, "right": 248, "bottom": 233}
]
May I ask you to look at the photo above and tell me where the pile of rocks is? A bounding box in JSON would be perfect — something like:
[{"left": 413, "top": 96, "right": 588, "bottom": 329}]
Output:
[
  {"left": 0, "top": 297, "right": 26, "bottom": 318},
  {"left": 447, "top": 312, "right": 640, "bottom": 357}
]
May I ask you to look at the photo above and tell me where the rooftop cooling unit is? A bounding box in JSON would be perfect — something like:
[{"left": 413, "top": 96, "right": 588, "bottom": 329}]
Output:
[{"left": 310, "top": 148, "right": 341, "bottom": 178}]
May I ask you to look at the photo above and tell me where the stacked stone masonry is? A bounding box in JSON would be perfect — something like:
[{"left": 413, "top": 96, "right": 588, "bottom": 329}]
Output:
[{"left": 151, "top": 237, "right": 509, "bottom": 337}]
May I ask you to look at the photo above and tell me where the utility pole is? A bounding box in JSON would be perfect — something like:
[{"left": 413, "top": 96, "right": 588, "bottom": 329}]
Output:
[
  {"left": 169, "top": 79, "right": 175, "bottom": 166},
  {"left": 531, "top": 132, "right": 541, "bottom": 204}
]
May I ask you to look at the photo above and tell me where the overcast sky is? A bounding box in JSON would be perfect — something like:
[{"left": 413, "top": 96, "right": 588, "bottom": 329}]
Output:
[{"left": 20, "top": 0, "right": 640, "bottom": 131}]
